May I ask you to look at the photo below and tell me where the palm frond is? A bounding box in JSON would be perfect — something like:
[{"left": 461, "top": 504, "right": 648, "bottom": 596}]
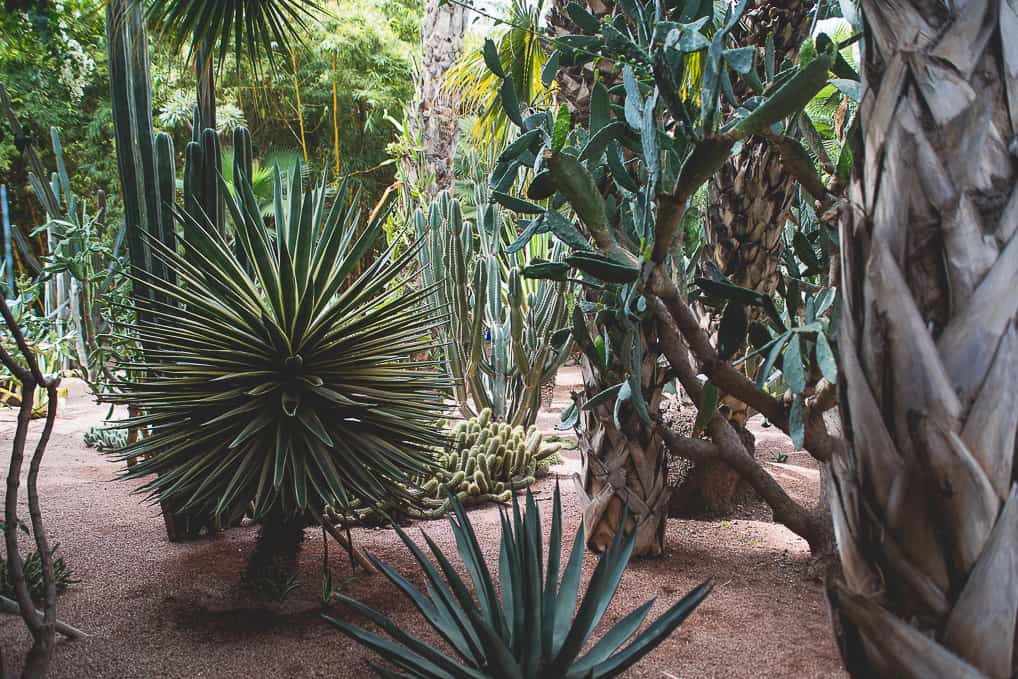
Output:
[{"left": 144, "top": 0, "right": 326, "bottom": 73}]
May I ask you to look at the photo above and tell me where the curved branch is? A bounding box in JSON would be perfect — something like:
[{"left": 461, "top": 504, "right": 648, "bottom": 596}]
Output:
[{"left": 648, "top": 269, "right": 844, "bottom": 462}]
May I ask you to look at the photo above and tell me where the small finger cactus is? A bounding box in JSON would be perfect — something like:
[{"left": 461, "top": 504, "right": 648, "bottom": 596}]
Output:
[
  {"left": 416, "top": 408, "right": 562, "bottom": 517},
  {"left": 324, "top": 408, "right": 563, "bottom": 524}
]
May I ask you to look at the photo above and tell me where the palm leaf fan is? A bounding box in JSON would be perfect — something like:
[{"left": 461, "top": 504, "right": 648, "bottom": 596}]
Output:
[{"left": 144, "top": 0, "right": 326, "bottom": 73}]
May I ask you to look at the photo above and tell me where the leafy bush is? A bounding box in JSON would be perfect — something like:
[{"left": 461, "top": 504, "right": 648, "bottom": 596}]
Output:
[
  {"left": 0, "top": 524, "right": 76, "bottom": 604},
  {"left": 327, "top": 484, "right": 711, "bottom": 677}
]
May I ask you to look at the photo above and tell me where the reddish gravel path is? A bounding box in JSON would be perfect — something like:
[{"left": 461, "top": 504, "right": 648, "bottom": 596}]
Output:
[{"left": 0, "top": 374, "right": 845, "bottom": 678}]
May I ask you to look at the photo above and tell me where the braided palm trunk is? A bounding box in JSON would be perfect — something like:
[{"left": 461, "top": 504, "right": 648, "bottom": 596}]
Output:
[
  {"left": 576, "top": 318, "right": 670, "bottom": 557},
  {"left": 693, "top": 0, "right": 815, "bottom": 514},
  {"left": 829, "top": 3, "right": 1018, "bottom": 676}
]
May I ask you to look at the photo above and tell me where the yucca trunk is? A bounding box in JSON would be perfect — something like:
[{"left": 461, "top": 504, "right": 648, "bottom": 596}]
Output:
[
  {"left": 408, "top": 0, "right": 466, "bottom": 198},
  {"left": 576, "top": 321, "right": 670, "bottom": 558},
  {"left": 694, "top": 0, "right": 815, "bottom": 514},
  {"left": 829, "top": 3, "right": 1018, "bottom": 677}
]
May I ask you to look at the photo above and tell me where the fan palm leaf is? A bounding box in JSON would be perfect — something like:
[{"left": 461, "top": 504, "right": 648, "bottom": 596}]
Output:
[
  {"left": 143, "top": 0, "right": 325, "bottom": 72},
  {"left": 105, "top": 167, "right": 449, "bottom": 522}
]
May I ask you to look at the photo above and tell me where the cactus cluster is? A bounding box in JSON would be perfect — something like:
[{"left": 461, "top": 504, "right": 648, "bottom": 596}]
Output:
[
  {"left": 324, "top": 409, "right": 562, "bottom": 524},
  {"left": 416, "top": 187, "right": 573, "bottom": 428},
  {"left": 107, "top": 0, "right": 177, "bottom": 318},
  {"left": 417, "top": 408, "right": 561, "bottom": 516}
]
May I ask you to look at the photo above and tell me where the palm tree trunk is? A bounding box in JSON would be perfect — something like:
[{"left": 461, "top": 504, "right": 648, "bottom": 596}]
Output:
[
  {"left": 576, "top": 318, "right": 670, "bottom": 557},
  {"left": 694, "top": 0, "right": 815, "bottom": 514},
  {"left": 547, "top": 0, "right": 615, "bottom": 124},
  {"left": 829, "top": 3, "right": 1018, "bottom": 677},
  {"left": 408, "top": 0, "right": 466, "bottom": 199}
]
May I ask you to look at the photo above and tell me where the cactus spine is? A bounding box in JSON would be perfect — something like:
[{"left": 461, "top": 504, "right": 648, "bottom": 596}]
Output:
[{"left": 416, "top": 189, "right": 572, "bottom": 428}]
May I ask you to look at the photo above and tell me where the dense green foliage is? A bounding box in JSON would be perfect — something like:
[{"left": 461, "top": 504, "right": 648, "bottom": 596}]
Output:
[
  {"left": 484, "top": 1, "right": 843, "bottom": 444},
  {"left": 0, "top": 0, "right": 421, "bottom": 268},
  {"left": 328, "top": 483, "right": 711, "bottom": 677},
  {"left": 0, "top": 1, "right": 114, "bottom": 243}
]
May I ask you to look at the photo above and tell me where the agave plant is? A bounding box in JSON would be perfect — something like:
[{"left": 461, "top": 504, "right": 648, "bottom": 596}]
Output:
[
  {"left": 327, "top": 483, "right": 710, "bottom": 678},
  {"left": 106, "top": 166, "right": 449, "bottom": 524}
]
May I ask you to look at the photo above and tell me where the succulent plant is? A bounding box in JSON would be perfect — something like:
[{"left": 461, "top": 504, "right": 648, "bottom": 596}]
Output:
[
  {"left": 105, "top": 165, "right": 450, "bottom": 525},
  {"left": 326, "top": 483, "right": 711, "bottom": 678},
  {"left": 324, "top": 408, "right": 561, "bottom": 523},
  {"left": 416, "top": 184, "right": 573, "bottom": 428},
  {"left": 418, "top": 408, "right": 561, "bottom": 515}
]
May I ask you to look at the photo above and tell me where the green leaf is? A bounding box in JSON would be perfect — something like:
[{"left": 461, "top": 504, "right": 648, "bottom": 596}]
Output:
[
  {"left": 501, "top": 75, "right": 525, "bottom": 129},
  {"left": 695, "top": 277, "right": 766, "bottom": 307},
  {"left": 544, "top": 212, "right": 590, "bottom": 251},
  {"left": 792, "top": 230, "right": 821, "bottom": 272},
  {"left": 483, "top": 38, "right": 505, "bottom": 78},
  {"left": 566, "top": 1, "right": 601, "bottom": 32},
  {"left": 527, "top": 170, "right": 558, "bottom": 200},
  {"left": 556, "top": 402, "right": 579, "bottom": 431},
  {"left": 497, "top": 129, "right": 543, "bottom": 164},
  {"left": 815, "top": 332, "right": 837, "bottom": 384},
  {"left": 756, "top": 332, "right": 789, "bottom": 390},
  {"left": 789, "top": 396, "right": 805, "bottom": 448},
  {"left": 582, "top": 383, "right": 625, "bottom": 411},
  {"left": 522, "top": 259, "right": 570, "bottom": 281},
  {"left": 542, "top": 50, "right": 561, "bottom": 88},
  {"left": 783, "top": 334, "right": 806, "bottom": 394},
  {"left": 693, "top": 383, "right": 718, "bottom": 435},
  {"left": 723, "top": 47, "right": 755, "bottom": 74},
  {"left": 590, "top": 82, "right": 611, "bottom": 134},
  {"left": 492, "top": 191, "right": 545, "bottom": 215},
  {"left": 735, "top": 44, "right": 835, "bottom": 135},
  {"left": 717, "top": 303, "right": 747, "bottom": 361},
  {"left": 552, "top": 106, "right": 572, "bottom": 152},
  {"left": 566, "top": 252, "right": 640, "bottom": 284}
]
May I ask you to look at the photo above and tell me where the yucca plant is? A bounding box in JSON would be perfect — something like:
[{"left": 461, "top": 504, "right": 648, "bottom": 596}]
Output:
[
  {"left": 105, "top": 165, "right": 450, "bottom": 527},
  {"left": 327, "top": 483, "right": 710, "bottom": 678}
]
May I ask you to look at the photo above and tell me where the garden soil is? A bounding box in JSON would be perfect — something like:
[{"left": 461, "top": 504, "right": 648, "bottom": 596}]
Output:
[{"left": 0, "top": 370, "right": 845, "bottom": 678}]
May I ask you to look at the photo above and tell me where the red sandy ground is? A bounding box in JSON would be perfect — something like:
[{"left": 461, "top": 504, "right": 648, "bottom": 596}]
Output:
[{"left": 0, "top": 370, "right": 845, "bottom": 678}]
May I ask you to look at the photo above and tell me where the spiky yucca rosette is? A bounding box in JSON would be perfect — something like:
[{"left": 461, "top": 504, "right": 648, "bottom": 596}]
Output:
[{"left": 106, "top": 171, "right": 449, "bottom": 524}]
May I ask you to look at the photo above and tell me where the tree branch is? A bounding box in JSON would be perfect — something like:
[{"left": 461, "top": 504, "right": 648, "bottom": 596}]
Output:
[
  {"left": 648, "top": 268, "right": 844, "bottom": 462},
  {"left": 651, "top": 302, "right": 829, "bottom": 552}
]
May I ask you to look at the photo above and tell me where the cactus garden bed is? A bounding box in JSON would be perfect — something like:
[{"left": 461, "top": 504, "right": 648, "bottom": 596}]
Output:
[{"left": 0, "top": 370, "right": 845, "bottom": 678}]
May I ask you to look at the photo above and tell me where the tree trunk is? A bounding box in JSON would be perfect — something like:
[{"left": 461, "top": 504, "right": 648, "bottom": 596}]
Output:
[
  {"left": 575, "top": 318, "right": 670, "bottom": 557},
  {"left": 547, "top": 0, "right": 615, "bottom": 124},
  {"left": 829, "top": 3, "right": 1018, "bottom": 677},
  {"left": 407, "top": 0, "right": 466, "bottom": 199},
  {"left": 697, "top": 0, "right": 815, "bottom": 514}
]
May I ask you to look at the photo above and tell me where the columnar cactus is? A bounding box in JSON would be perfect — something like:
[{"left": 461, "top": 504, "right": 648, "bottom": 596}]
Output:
[
  {"left": 107, "top": 0, "right": 177, "bottom": 314},
  {"left": 416, "top": 190, "right": 572, "bottom": 427}
]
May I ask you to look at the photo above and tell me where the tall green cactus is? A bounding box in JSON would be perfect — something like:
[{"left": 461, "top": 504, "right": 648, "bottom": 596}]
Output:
[
  {"left": 106, "top": 0, "right": 177, "bottom": 313},
  {"left": 416, "top": 188, "right": 573, "bottom": 427}
]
